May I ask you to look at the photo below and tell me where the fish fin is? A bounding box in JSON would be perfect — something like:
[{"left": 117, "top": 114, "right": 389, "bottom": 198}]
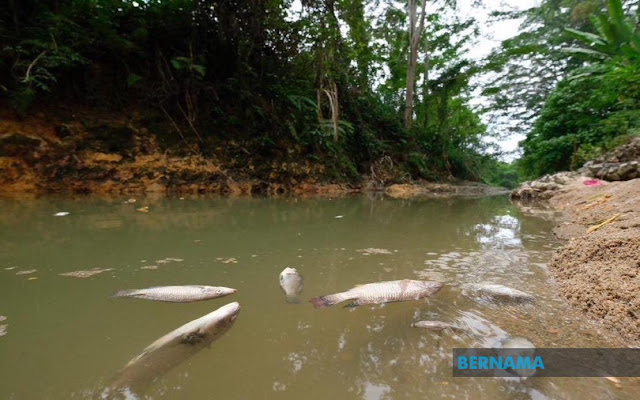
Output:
[
  {"left": 310, "top": 294, "right": 343, "bottom": 309},
  {"left": 286, "top": 296, "right": 301, "bottom": 304},
  {"left": 111, "top": 289, "right": 140, "bottom": 298},
  {"left": 343, "top": 302, "right": 360, "bottom": 308}
]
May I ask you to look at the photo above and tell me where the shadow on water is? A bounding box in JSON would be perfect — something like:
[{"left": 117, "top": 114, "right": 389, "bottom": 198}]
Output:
[{"left": 0, "top": 195, "right": 636, "bottom": 399}]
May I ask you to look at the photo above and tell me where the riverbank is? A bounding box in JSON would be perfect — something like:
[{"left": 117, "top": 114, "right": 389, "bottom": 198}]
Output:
[
  {"left": 514, "top": 176, "right": 640, "bottom": 347},
  {"left": 0, "top": 108, "right": 506, "bottom": 198}
]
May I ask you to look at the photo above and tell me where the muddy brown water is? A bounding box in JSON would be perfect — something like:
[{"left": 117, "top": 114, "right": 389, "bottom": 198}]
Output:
[{"left": 0, "top": 195, "right": 636, "bottom": 399}]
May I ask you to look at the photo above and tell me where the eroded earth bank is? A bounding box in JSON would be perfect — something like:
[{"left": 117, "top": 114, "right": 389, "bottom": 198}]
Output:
[
  {"left": 0, "top": 109, "right": 505, "bottom": 198},
  {"left": 512, "top": 138, "right": 640, "bottom": 346}
]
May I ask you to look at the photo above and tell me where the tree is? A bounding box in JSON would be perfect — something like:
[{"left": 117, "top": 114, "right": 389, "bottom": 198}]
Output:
[
  {"left": 519, "top": 0, "right": 640, "bottom": 177},
  {"left": 404, "top": 0, "right": 427, "bottom": 129}
]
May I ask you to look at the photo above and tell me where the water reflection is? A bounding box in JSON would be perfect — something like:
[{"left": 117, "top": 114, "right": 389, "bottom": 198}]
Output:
[{"left": 0, "top": 195, "right": 636, "bottom": 399}]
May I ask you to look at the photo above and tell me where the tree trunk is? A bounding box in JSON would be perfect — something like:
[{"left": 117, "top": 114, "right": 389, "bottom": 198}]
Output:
[
  {"left": 404, "top": 0, "right": 427, "bottom": 130},
  {"left": 421, "top": 42, "right": 431, "bottom": 127}
]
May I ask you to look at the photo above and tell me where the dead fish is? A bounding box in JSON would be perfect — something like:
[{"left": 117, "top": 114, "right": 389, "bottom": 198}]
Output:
[
  {"left": 0, "top": 324, "right": 7, "bottom": 337},
  {"left": 112, "top": 285, "right": 236, "bottom": 303},
  {"left": 492, "top": 336, "right": 536, "bottom": 378},
  {"left": 60, "top": 268, "right": 113, "bottom": 278},
  {"left": 356, "top": 248, "right": 392, "bottom": 255},
  {"left": 107, "top": 302, "right": 241, "bottom": 396},
  {"left": 411, "top": 320, "right": 463, "bottom": 331},
  {"left": 279, "top": 267, "right": 303, "bottom": 304},
  {"left": 465, "top": 283, "right": 535, "bottom": 303},
  {"left": 310, "top": 279, "right": 443, "bottom": 309},
  {"left": 497, "top": 337, "right": 535, "bottom": 349},
  {"left": 16, "top": 269, "right": 37, "bottom": 275}
]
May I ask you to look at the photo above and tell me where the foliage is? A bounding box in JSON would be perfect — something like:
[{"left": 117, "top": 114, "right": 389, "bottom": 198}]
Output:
[
  {"left": 520, "top": 60, "right": 640, "bottom": 177},
  {"left": 0, "top": 0, "right": 500, "bottom": 183},
  {"left": 518, "top": 0, "right": 640, "bottom": 178},
  {"left": 564, "top": 0, "right": 640, "bottom": 60},
  {"left": 482, "top": 0, "right": 607, "bottom": 139}
]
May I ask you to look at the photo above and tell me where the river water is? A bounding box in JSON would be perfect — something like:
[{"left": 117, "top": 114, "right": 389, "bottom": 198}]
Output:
[{"left": 0, "top": 195, "right": 635, "bottom": 399}]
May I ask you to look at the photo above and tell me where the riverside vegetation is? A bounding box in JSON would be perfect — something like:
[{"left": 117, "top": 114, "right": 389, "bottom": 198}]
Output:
[{"left": 1, "top": 0, "right": 638, "bottom": 192}]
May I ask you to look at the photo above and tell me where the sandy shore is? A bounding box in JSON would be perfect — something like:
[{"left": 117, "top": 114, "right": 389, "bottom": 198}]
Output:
[{"left": 528, "top": 178, "right": 639, "bottom": 346}]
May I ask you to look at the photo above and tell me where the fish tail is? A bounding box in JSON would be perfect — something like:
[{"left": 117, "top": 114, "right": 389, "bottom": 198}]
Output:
[{"left": 309, "top": 294, "right": 344, "bottom": 309}]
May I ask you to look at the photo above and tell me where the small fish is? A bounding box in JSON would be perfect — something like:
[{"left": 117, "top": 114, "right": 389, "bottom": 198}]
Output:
[
  {"left": 310, "top": 279, "right": 443, "bottom": 308},
  {"left": 279, "top": 267, "right": 303, "bottom": 304},
  {"left": 60, "top": 268, "right": 113, "bottom": 278},
  {"left": 107, "top": 302, "right": 241, "bottom": 396},
  {"left": 465, "top": 283, "right": 535, "bottom": 303},
  {"left": 411, "top": 320, "right": 462, "bottom": 331},
  {"left": 54, "top": 212, "right": 69, "bottom": 217},
  {"left": 112, "top": 285, "right": 236, "bottom": 303},
  {"left": 356, "top": 248, "right": 392, "bottom": 255}
]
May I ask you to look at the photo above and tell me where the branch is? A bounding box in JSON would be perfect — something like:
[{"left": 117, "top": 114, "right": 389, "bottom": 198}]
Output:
[{"left": 24, "top": 51, "right": 46, "bottom": 82}]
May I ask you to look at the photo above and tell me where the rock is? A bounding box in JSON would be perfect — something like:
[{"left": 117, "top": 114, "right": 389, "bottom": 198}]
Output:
[
  {"left": 618, "top": 162, "right": 634, "bottom": 175},
  {"left": 581, "top": 137, "right": 640, "bottom": 181},
  {"left": 510, "top": 171, "right": 579, "bottom": 202},
  {"left": 606, "top": 173, "right": 621, "bottom": 181}
]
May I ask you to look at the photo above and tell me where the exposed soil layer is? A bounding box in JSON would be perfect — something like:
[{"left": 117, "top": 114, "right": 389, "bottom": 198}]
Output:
[
  {"left": 0, "top": 108, "right": 504, "bottom": 198},
  {"left": 543, "top": 178, "right": 640, "bottom": 346}
]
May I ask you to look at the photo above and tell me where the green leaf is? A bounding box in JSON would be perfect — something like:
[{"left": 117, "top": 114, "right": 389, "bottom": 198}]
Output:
[
  {"left": 565, "top": 28, "right": 606, "bottom": 46},
  {"left": 127, "top": 73, "right": 142, "bottom": 87},
  {"left": 561, "top": 47, "right": 609, "bottom": 58},
  {"left": 192, "top": 64, "right": 206, "bottom": 77}
]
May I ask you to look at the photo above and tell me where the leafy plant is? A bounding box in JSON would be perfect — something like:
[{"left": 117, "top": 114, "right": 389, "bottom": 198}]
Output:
[{"left": 564, "top": 0, "right": 640, "bottom": 60}]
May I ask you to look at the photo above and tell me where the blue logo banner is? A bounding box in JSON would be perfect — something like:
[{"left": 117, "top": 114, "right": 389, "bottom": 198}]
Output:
[{"left": 453, "top": 348, "right": 640, "bottom": 377}]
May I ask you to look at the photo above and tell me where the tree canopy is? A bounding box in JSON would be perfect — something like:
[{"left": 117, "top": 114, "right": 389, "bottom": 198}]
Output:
[{"left": 2, "top": 0, "right": 637, "bottom": 186}]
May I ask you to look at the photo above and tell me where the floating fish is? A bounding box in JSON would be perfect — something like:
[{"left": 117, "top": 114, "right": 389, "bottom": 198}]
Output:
[
  {"left": 112, "top": 285, "right": 236, "bottom": 303},
  {"left": 492, "top": 336, "right": 536, "bottom": 378},
  {"left": 411, "top": 320, "right": 463, "bottom": 331},
  {"left": 279, "top": 267, "right": 303, "bottom": 304},
  {"left": 107, "top": 302, "right": 241, "bottom": 396},
  {"left": 16, "top": 269, "right": 37, "bottom": 275},
  {"left": 54, "top": 212, "right": 69, "bottom": 217},
  {"left": 60, "top": 268, "right": 113, "bottom": 278},
  {"left": 356, "top": 248, "right": 392, "bottom": 255},
  {"left": 497, "top": 337, "right": 535, "bottom": 349},
  {"left": 464, "top": 283, "right": 535, "bottom": 303},
  {"left": 310, "top": 279, "right": 443, "bottom": 308}
]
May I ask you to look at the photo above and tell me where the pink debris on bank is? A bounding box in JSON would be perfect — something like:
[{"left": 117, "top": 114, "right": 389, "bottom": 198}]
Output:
[{"left": 583, "top": 179, "right": 604, "bottom": 187}]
